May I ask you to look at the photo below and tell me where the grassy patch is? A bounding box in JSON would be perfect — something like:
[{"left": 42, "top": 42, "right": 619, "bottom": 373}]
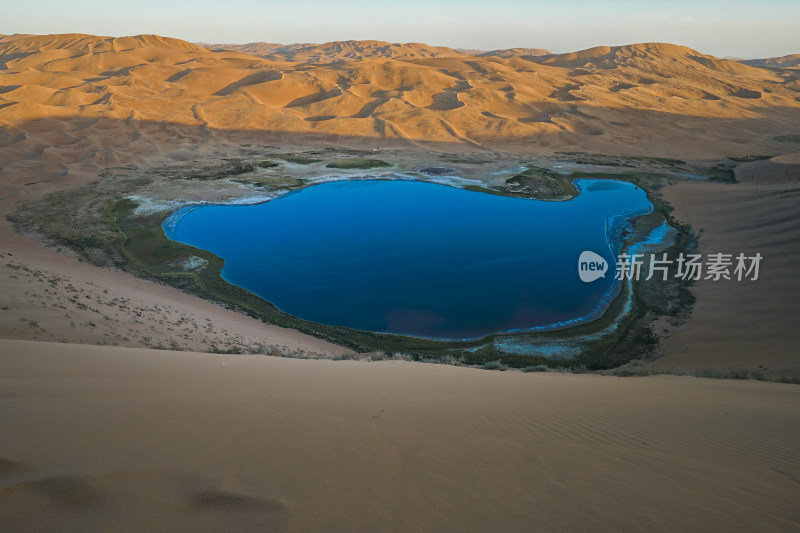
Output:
[
  {"left": 325, "top": 158, "right": 392, "bottom": 170},
  {"left": 275, "top": 154, "right": 323, "bottom": 165},
  {"left": 703, "top": 167, "right": 737, "bottom": 183},
  {"left": 522, "top": 364, "right": 549, "bottom": 372},
  {"left": 231, "top": 175, "right": 304, "bottom": 190},
  {"left": 728, "top": 155, "right": 772, "bottom": 163},
  {"left": 771, "top": 134, "right": 800, "bottom": 143},
  {"left": 556, "top": 152, "right": 686, "bottom": 168},
  {"left": 567, "top": 170, "right": 668, "bottom": 181},
  {"left": 442, "top": 158, "right": 489, "bottom": 164},
  {"left": 481, "top": 361, "right": 508, "bottom": 371},
  {"left": 502, "top": 166, "right": 578, "bottom": 200},
  {"left": 604, "top": 365, "right": 771, "bottom": 381},
  {"left": 183, "top": 160, "right": 257, "bottom": 181}
]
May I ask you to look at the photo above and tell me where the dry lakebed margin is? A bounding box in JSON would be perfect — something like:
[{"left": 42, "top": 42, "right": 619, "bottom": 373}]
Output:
[{"left": 8, "top": 149, "right": 703, "bottom": 370}]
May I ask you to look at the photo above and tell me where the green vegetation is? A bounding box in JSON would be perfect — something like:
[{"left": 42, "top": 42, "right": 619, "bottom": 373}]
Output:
[
  {"left": 771, "top": 134, "right": 800, "bottom": 143},
  {"left": 600, "top": 364, "right": 791, "bottom": 382},
  {"left": 728, "top": 155, "right": 772, "bottom": 163},
  {"left": 442, "top": 158, "right": 489, "bottom": 165},
  {"left": 231, "top": 175, "right": 304, "bottom": 190},
  {"left": 502, "top": 166, "right": 578, "bottom": 200},
  {"left": 555, "top": 152, "right": 686, "bottom": 168},
  {"left": 182, "top": 160, "right": 258, "bottom": 181},
  {"left": 115, "top": 199, "right": 200, "bottom": 274},
  {"left": 275, "top": 154, "right": 323, "bottom": 165},
  {"left": 567, "top": 170, "right": 668, "bottom": 181},
  {"left": 522, "top": 365, "right": 549, "bottom": 372},
  {"left": 704, "top": 167, "right": 736, "bottom": 183},
  {"left": 325, "top": 158, "right": 392, "bottom": 170}
]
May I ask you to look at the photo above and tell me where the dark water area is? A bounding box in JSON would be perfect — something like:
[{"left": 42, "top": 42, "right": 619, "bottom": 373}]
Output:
[{"left": 164, "top": 179, "right": 652, "bottom": 339}]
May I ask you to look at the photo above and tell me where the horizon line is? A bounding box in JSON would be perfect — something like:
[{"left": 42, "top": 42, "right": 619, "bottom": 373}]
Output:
[{"left": 1, "top": 31, "right": 797, "bottom": 60}]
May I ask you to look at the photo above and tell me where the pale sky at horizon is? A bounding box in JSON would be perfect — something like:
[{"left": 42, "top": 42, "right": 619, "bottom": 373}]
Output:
[{"left": 4, "top": 0, "right": 799, "bottom": 59}]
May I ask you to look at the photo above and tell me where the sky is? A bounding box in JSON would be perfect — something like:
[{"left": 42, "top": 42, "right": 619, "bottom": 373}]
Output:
[{"left": 4, "top": 0, "right": 799, "bottom": 58}]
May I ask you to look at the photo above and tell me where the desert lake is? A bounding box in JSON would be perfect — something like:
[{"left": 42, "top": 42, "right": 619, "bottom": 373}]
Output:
[{"left": 163, "top": 179, "right": 653, "bottom": 339}]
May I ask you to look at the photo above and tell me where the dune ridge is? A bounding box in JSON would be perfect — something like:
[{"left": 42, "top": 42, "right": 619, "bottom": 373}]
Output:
[
  {"left": 203, "top": 39, "right": 471, "bottom": 62},
  {"left": 201, "top": 41, "right": 553, "bottom": 62},
  {"left": 1, "top": 33, "right": 797, "bottom": 154},
  {"left": 740, "top": 54, "right": 800, "bottom": 69},
  {"left": 0, "top": 338, "right": 798, "bottom": 532}
]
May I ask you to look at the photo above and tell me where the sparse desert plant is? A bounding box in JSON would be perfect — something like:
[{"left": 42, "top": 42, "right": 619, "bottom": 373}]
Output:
[
  {"left": 772, "top": 134, "right": 800, "bottom": 143},
  {"left": 522, "top": 364, "right": 549, "bottom": 373},
  {"left": 326, "top": 158, "right": 391, "bottom": 169},
  {"left": 366, "top": 350, "right": 388, "bottom": 361},
  {"left": 276, "top": 154, "right": 322, "bottom": 165}
]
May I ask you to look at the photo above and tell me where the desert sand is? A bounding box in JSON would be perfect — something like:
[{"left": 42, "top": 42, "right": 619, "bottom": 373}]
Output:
[
  {"left": 1, "top": 34, "right": 800, "bottom": 530},
  {"left": 1, "top": 34, "right": 798, "bottom": 161},
  {"left": 1, "top": 338, "right": 799, "bottom": 532},
  {"left": 652, "top": 155, "right": 800, "bottom": 378}
]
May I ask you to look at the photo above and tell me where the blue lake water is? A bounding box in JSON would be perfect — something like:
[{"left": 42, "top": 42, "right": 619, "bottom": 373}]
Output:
[{"left": 163, "top": 179, "right": 652, "bottom": 339}]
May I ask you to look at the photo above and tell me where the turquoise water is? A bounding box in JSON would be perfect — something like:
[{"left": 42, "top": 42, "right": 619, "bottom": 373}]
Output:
[{"left": 164, "top": 179, "right": 652, "bottom": 339}]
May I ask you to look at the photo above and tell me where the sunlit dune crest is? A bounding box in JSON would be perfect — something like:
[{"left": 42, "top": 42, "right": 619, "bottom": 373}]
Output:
[
  {"left": 202, "top": 39, "right": 472, "bottom": 62},
  {"left": 0, "top": 33, "right": 798, "bottom": 153},
  {"left": 740, "top": 53, "right": 800, "bottom": 69}
]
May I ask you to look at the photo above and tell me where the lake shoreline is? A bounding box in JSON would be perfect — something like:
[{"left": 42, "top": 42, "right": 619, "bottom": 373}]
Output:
[
  {"left": 108, "top": 167, "right": 689, "bottom": 369},
  {"left": 162, "top": 178, "right": 655, "bottom": 341},
  {"left": 7, "top": 151, "right": 697, "bottom": 370}
]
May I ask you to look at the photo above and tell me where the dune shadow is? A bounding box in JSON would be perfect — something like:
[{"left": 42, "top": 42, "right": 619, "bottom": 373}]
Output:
[
  {"left": 0, "top": 456, "right": 28, "bottom": 477},
  {"left": 286, "top": 88, "right": 342, "bottom": 108},
  {"left": 0, "top": 468, "right": 291, "bottom": 532},
  {"left": 214, "top": 71, "right": 283, "bottom": 96},
  {"left": 0, "top": 84, "right": 21, "bottom": 94},
  {"left": 427, "top": 91, "right": 464, "bottom": 110},
  {"left": 351, "top": 98, "right": 389, "bottom": 118}
]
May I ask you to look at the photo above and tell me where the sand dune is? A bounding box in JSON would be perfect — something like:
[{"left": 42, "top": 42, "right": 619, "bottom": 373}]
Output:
[
  {"left": 0, "top": 34, "right": 34, "bottom": 44},
  {"left": 654, "top": 156, "right": 800, "bottom": 378},
  {"left": 1, "top": 34, "right": 797, "bottom": 155},
  {"left": 202, "top": 41, "right": 553, "bottom": 62},
  {"left": 0, "top": 338, "right": 798, "bottom": 532},
  {"left": 204, "top": 40, "right": 469, "bottom": 62},
  {"left": 741, "top": 54, "right": 800, "bottom": 68},
  {"left": 476, "top": 47, "right": 551, "bottom": 58}
]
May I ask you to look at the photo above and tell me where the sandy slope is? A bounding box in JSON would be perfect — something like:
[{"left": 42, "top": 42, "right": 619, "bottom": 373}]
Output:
[
  {"left": 201, "top": 41, "right": 552, "bottom": 62},
  {"left": 741, "top": 54, "right": 800, "bottom": 68},
  {"left": 203, "top": 40, "right": 471, "bottom": 62},
  {"left": 0, "top": 220, "right": 347, "bottom": 356},
  {"left": 0, "top": 338, "right": 798, "bottom": 532},
  {"left": 652, "top": 157, "right": 800, "bottom": 377},
  {"left": 1, "top": 35, "right": 798, "bottom": 155}
]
